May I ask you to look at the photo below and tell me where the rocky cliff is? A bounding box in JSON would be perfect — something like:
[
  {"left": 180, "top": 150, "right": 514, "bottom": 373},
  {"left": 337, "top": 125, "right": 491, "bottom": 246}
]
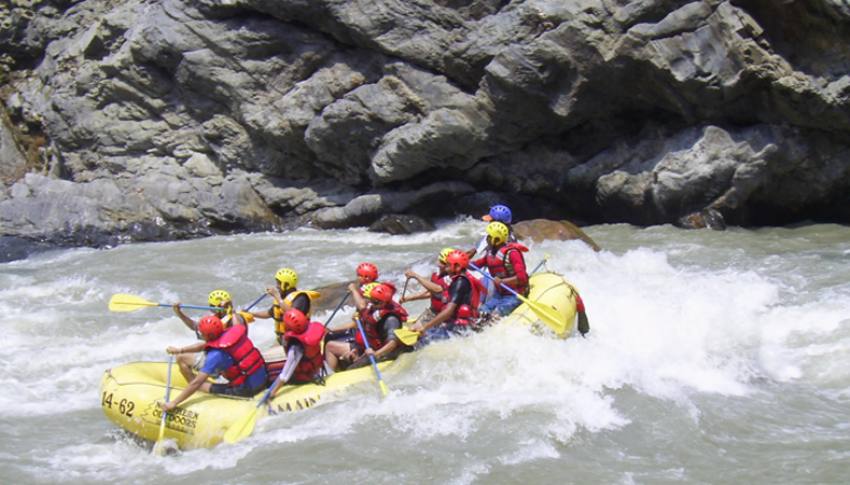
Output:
[{"left": 2, "top": 0, "right": 849, "bottom": 252}]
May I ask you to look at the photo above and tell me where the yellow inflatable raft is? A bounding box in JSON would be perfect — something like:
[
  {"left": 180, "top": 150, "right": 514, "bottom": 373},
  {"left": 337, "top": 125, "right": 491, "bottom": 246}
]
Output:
[
  {"left": 100, "top": 272, "right": 580, "bottom": 449},
  {"left": 500, "top": 271, "right": 580, "bottom": 338}
]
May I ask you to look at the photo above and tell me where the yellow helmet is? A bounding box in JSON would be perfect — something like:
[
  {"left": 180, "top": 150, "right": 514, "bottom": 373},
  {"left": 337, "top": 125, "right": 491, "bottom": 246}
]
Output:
[
  {"left": 208, "top": 289, "right": 232, "bottom": 307},
  {"left": 362, "top": 282, "right": 379, "bottom": 299},
  {"left": 486, "top": 221, "right": 510, "bottom": 246},
  {"left": 275, "top": 267, "right": 298, "bottom": 290},
  {"left": 438, "top": 247, "right": 456, "bottom": 264}
]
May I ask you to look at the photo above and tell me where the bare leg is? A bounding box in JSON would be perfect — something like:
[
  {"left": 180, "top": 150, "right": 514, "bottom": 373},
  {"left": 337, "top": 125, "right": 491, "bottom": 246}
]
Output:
[
  {"left": 175, "top": 353, "right": 198, "bottom": 382},
  {"left": 325, "top": 351, "right": 339, "bottom": 371},
  {"left": 325, "top": 341, "right": 354, "bottom": 371}
]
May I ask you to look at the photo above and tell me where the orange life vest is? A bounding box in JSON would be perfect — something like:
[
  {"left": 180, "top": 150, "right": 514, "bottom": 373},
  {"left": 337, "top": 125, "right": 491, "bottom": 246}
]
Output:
[
  {"left": 205, "top": 325, "right": 265, "bottom": 387},
  {"left": 283, "top": 321, "right": 326, "bottom": 383},
  {"left": 356, "top": 301, "right": 409, "bottom": 349}
]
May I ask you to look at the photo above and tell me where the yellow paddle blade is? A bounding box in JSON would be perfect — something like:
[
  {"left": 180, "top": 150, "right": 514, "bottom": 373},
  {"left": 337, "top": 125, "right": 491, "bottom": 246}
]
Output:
[
  {"left": 518, "top": 294, "right": 567, "bottom": 336},
  {"left": 223, "top": 406, "right": 262, "bottom": 444},
  {"left": 393, "top": 328, "right": 420, "bottom": 346},
  {"left": 151, "top": 437, "right": 175, "bottom": 456},
  {"left": 108, "top": 293, "right": 158, "bottom": 312},
  {"left": 379, "top": 380, "right": 389, "bottom": 397}
]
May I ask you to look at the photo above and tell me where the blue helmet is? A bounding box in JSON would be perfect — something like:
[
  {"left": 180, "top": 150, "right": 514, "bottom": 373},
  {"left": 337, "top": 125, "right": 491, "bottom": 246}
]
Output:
[{"left": 483, "top": 204, "right": 512, "bottom": 224}]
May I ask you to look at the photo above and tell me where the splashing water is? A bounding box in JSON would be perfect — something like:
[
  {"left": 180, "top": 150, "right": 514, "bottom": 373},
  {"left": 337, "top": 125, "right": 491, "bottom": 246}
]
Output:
[{"left": 1, "top": 221, "right": 849, "bottom": 484}]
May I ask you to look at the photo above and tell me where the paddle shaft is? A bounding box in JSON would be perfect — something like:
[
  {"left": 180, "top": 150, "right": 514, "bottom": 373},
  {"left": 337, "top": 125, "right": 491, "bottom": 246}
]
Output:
[
  {"left": 401, "top": 277, "right": 410, "bottom": 301},
  {"left": 256, "top": 385, "right": 276, "bottom": 409},
  {"left": 530, "top": 257, "right": 548, "bottom": 275},
  {"left": 354, "top": 317, "right": 389, "bottom": 396},
  {"left": 469, "top": 262, "right": 526, "bottom": 301},
  {"left": 155, "top": 356, "right": 174, "bottom": 445},
  {"left": 324, "top": 292, "right": 351, "bottom": 327},
  {"left": 470, "top": 262, "right": 565, "bottom": 334},
  {"left": 162, "top": 303, "right": 221, "bottom": 311},
  {"left": 244, "top": 293, "right": 268, "bottom": 312}
]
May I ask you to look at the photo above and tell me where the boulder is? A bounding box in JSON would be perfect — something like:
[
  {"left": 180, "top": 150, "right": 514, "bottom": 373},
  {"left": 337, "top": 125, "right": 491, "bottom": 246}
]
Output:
[
  {"left": 369, "top": 214, "right": 435, "bottom": 235},
  {"left": 676, "top": 208, "right": 727, "bottom": 231},
  {"left": 513, "top": 219, "right": 601, "bottom": 252}
]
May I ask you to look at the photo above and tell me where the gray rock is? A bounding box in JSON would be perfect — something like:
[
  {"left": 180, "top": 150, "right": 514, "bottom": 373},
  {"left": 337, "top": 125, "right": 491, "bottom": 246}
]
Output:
[
  {"left": 311, "top": 181, "right": 475, "bottom": 228},
  {"left": 676, "top": 208, "right": 726, "bottom": 231},
  {"left": 0, "top": 113, "right": 28, "bottom": 182},
  {"left": 2, "top": 0, "right": 850, "bottom": 251},
  {"left": 369, "top": 214, "right": 435, "bottom": 235}
]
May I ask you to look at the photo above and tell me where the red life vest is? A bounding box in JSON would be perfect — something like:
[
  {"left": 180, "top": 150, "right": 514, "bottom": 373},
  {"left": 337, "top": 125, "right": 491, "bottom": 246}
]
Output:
[
  {"left": 356, "top": 301, "right": 409, "bottom": 349},
  {"left": 482, "top": 242, "right": 529, "bottom": 295},
  {"left": 449, "top": 271, "right": 485, "bottom": 326},
  {"left": 429, "top": 272, "right": 450, "bottom": 313},
  {"left": 284, "top": 321, "right": 326, "bottom": 383},
  {"left": 205, "top": 325, "right": 265, "bottom": 387}
]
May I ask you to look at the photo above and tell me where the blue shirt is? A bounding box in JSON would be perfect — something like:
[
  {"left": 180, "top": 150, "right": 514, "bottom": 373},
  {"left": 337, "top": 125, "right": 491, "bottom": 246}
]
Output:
[{"left": 202, "top": 348, "right": 267, "bottom": 390}]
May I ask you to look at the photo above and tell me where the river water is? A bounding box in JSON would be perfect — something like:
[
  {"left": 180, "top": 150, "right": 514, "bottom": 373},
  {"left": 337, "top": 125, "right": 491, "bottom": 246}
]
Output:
[{"left": 1, "top": 219, "right": 848, "bottom": 484}]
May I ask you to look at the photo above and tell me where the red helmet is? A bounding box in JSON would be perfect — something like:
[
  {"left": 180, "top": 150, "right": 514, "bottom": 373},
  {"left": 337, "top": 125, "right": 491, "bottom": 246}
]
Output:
[
  {"left": 356, "top": 262, "right": 378, "bottom": 282},
  {"left": 445, "top": 249, "right": 469, "bottom": 272},
  {"left": 369, "top": 283, "right": 394, "bottom": 303},
  {"left": 283, "top": 308, "right": 309, "bottom": 334},
  {"left": 198, "top": 315, "right": 224, "bottom": 340}
]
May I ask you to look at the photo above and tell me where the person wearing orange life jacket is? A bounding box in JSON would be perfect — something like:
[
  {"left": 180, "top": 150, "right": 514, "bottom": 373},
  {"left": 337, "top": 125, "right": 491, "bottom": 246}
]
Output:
[
  {"left": 250, "top": 268, "right": 313, "bottom": 343},
  {"left": 409, "top": 249, "right": 486, "bottom": 342},
  {"left": 159, "top": 314, "right": 267, "bottom": 412},
  {"left": 402, "top": 247, "right": 454, "bottom": 326},
  {"left": 266, "top": 309, "right": 327, "bottom": 396},
  {"left": 171, "top": 289, "right": 253, "bottom": 380},
  {"left": 472, "top": 221, "right": 529, "bottom": 316}
]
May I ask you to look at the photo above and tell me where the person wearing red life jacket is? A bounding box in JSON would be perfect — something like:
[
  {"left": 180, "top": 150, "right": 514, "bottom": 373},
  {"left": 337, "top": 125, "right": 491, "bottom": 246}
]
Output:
[
  {"left": 266, "top": 308, "right": 327, "bottom": 397},
  {"left": 351, "top": 282, "right": 411, "bottom": 368},
  {"left": 159, "top": 314, "right": 267, "bottom": 412},
  {"left": 409, "top": 249, "right": 486, "bottom": 342},
  {"left": 468, "top": 204, "right": 518, "bottom": 259},
  {"left": 170, "top": 289, "right": 253, "bottom": 382},
  {"left": 324, "top": 262, "right": 380, "bottom": 343},
  {"left": 402, "top": 247, "right": 454, "bottom": 326},
  {"left": 356, "top": 262, "right": 379, "bottom": 289},
  {"left": 324, "top": 281, "right": 377, "bottom": 367},
  {"left": 326, "top": 262, "right": 397, "bottom": 343},
  {"left": 326, "top": 282, "right": 409, "bottom": 370},
  {"left": 472, "top": 221, "right": 529, "bottom": 316}
]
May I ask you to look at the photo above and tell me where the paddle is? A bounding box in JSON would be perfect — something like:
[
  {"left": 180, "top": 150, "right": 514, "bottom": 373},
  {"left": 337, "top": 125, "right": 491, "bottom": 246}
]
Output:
[
  {"left": 108, "top": 294, "right": 222, "bottom": 313},
  {"left": 354, "top": 317, "right": 389, "bottom": 397},
  {"left": 323, "top": 292, "right": 351, "bottom": 333},
  {"left": 393, "top": 327, "right": 420, "bottom": 346},
  {"left": 224, "top": 292, "right": 351, "bottom": 445},
  {"left": 468, "top": 262, "right": 566, "bottom": 335},
  {"left": 152, "top": 356, "right": 174, "bottom": 456},
  {"left": 530, "top": 253, "right": 550, "bottom": 275},
  {"left": 400, "top": 277, "right": 410, "bottom": 302},
  {"left": 222, "top": 384, "right": 275, "bottom": 445},
  {"left": 243, "top": 293, "right": 268, "bottom": 312},
  {"left": 393, "top": 254, "right": 554, "bottom": 346},
  {"left": 322, "top": 291, "right": 352, "bottom": 344}
]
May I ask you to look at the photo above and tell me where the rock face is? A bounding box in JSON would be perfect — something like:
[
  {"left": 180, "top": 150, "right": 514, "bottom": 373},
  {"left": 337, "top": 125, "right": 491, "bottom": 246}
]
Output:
[{"left": 2, "top": 0, "right": 850, "bottom": 249}]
